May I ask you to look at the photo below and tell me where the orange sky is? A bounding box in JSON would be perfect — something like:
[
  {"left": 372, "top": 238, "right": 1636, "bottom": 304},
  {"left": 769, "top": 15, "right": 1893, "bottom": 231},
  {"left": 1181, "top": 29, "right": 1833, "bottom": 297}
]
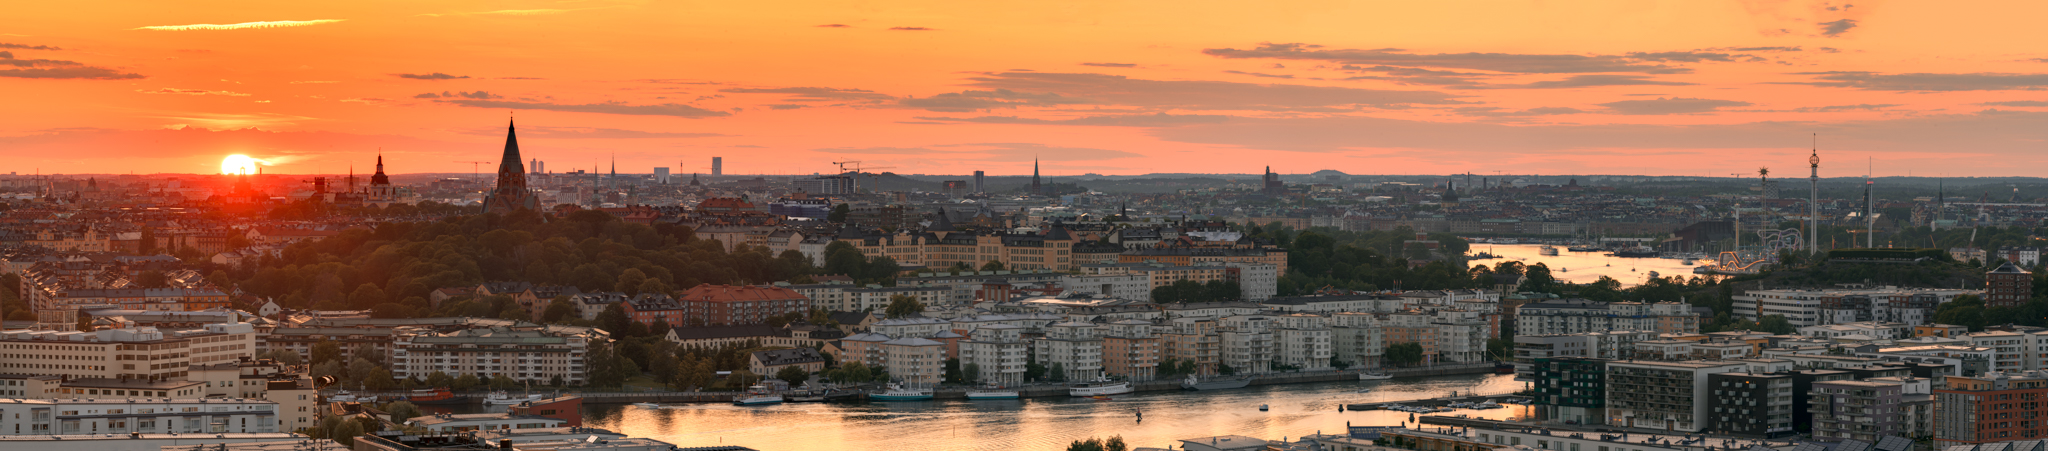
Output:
[{"left": 5, "top": 0, "right": 2048, "bottom": 177}]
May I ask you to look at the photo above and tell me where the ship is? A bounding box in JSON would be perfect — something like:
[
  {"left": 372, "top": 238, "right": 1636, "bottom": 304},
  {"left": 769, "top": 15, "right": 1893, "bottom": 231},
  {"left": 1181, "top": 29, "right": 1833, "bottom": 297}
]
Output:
[
  {"left": 326, "top": 389, "right": 373, "bottom": 404},
  {"left": 1538, "top": 245, "right": 1559, "bottom": 256},
  {"left": 869, "top": 383, "right": 934, "bottom": 402},
  {"left": 1359, "top": 371, "right": 1394, "bottom": 381},
  {"left": 965, "top": 385, "right": 1020, "bottom": 400},
  {"left": 1567, "top": 245, "right": 1603, "bottom": 252},
  {"left": 1180, "top": 374, "right": 1252, "bottom": 391},
  {"left": 1068, "top": 378, "right": 1134, "bottom": 397},
  {"left": 404, "top": 387, "right": 465, "bottom": 405},
  {"left": 1611, "top": 246, "right": 1660, "bottom": 258},
  {"left": 733, "top": 384, "right": 785, "bottom": 406},
  {"left": 482, "top": 391, "right": 546, "bottom": 406},
  {"left": 820, "top": 388, "right": 866, "bottom": 402}
]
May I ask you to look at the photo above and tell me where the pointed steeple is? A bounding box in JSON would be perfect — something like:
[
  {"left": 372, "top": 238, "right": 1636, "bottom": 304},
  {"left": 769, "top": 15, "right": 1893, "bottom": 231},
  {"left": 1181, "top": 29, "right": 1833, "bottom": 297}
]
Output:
[
  {"left": 1031, "top": 157, "right": 1042, "bottom": 195},
  {"left": 371, "top": 151, "right": 390, "bottom": 186},
  {"left": 484, "top": 118, "right": 535, "bottom": 213}
]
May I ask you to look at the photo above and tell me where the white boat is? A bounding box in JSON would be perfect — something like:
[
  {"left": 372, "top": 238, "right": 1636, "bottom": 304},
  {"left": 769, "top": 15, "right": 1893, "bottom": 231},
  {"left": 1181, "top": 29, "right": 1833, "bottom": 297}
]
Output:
[
  {"left": 1068, "top": 378, "right": 1135, "bottom": 397},
  {"left": 326, "top": 390, "right": 369, "bottom": 403},
  {"left": 1539, "top": 245, "right": 1559, "bottom": 256},
  {"left": 632, "top": 402, "right": 659, "bottom": 409},
  {"left": 1258, "top": 404, "right": 1269, "bottom": 411},
  {"left": 965, "top": 386, "right": 1019, "bottom": 400},
  {"left": 1359, "top": 372, "right": 1394, "bottom": 381},
  {"left": 1181, "top": 374, "right": 1253, "bottom": 391},
  {"left": 482, "top": 391, "right": 547, "bottom": 406},
  {"left": 870, "top": 383, "right": 934, "bottom": 402},
  {"left": 733, "top": 384, "right": 785, "bottom": 406}
]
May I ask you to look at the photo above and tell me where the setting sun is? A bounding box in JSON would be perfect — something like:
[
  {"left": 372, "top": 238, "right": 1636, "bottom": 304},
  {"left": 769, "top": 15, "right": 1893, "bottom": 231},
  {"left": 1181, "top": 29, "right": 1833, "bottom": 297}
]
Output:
[{"left": 220, "top": 154, "right": 262, "bottom": 175}]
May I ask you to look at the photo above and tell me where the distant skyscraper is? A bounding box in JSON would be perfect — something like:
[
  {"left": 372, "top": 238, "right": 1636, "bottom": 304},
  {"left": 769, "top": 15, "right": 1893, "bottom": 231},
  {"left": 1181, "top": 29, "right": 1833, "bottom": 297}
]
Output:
[
  {"left": 974, "top": 170, "right": 985, "bottom": 193},
  {"left": 482, "top": 119, "right": 537, "bottom": 213},
  {"left": 654, "top": 167, "right": 671, "bottom": 184},
  {"left": 530, "top": 158, "right": 538, "bottom": 175},
  {"left": 538, "top": 160, "right": 545, "bottom": 174},
  {"left": 712, "top": 157, "right": 723, "bottom": 176}
]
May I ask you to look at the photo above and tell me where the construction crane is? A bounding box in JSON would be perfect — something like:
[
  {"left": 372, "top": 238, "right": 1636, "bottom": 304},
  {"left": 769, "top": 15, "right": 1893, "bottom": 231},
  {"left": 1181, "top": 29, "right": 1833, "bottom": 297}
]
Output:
[
  {"left": 454, "top": 161, "right": 494, "bottom": 190},
  {"left": 829, "top": 161, "right": 893, "bottom": 192}
]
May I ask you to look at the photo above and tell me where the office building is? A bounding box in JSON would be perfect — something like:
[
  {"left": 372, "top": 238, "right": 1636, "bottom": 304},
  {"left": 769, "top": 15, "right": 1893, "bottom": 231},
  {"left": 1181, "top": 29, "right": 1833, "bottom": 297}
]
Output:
[
  {"left": 0, "top": 323, "right": 254, "bottom": 382},
  {"left": 973, "top": 170, "right": 984, "bottom": 193},
  {"left": 712, "top": 157, "right": 722, "bottom": 175},
  {"left": 653, "top": 167, "right": 670, "bottom": 184},
  {"left": 0, "top": 398, "right": 282, "bottom": 435}
]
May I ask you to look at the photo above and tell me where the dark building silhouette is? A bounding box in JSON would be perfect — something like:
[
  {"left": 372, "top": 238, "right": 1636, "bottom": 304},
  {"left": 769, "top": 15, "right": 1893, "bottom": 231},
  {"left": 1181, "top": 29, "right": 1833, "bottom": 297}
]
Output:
[
  {"left": 1031, "top": 158, "right": 1042, "bottom": 195},
  {"left": 1988, "top": 262, "right": 2033, "bottom": 308},
  {"left": 482, "top": 119, "right": 538, "bottom": 213},
  {"left": 1261, "top": 166, "right": 1285, "bottom": 195}
]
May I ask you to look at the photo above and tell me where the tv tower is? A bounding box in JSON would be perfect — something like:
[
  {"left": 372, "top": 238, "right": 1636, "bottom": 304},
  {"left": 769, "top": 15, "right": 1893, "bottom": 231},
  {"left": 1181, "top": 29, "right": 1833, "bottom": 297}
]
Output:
[{"left": 1808, "top": 135, "right": 1820, "bottom": 256}]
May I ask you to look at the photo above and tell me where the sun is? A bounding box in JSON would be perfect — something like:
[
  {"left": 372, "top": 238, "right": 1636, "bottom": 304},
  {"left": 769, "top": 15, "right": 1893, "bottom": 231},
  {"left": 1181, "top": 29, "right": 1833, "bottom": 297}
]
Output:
[{"left": 221, "top": 154, "right": 263, "bottom": 175}]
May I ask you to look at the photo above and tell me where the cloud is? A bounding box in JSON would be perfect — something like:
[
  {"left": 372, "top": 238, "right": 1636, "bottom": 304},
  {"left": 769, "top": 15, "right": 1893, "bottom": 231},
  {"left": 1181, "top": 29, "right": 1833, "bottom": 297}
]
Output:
[
  {"left": 1728, "top": 46, "right": 1803, "bottom": 52},
  {"left": 458, "top": 126, "right": 728, "bottom": 139},
  {"left": 420, "top": 9, "right": 597, "bottom": 17},
  {"left": 132, "top": 19, "right": 345, "bottom": 31},
  {"left": 889, "top": 27, "right": 934, "bottom": 31},
  {"left": 438, "top": 99, "right": 731, "bottom": 118},
  {"left": 498, "top": 77, "right": 544, "bottom": 80},
  {"left": 898, "top": 88, "right": 1092, "bottom": 112},
  {"left": 147, "top": 112, "right": 318, "bottom": 129},
  {"left": 394, "top": 72, "right": 470, "bottom": 80},
  {"left": 414, "top": 91, "right": 501, "bottom": 99},
  {"left": 1980, "top": 100, "right": 2048, "bottom": 107},
  {"left": 1453, "top": 106, "right": 1587, "bottom": 117},
  {"left": 137, "top": 88, "right": 250, "bottom": 96},
  {"left": 0, "top": 51, "right": 143, "bottom": 79},
  {"left": 815, "top": 143, "right": 1142, "bottom": 161},
  {"left": 718, "top": 86, "right": 895, "bottom": 102},
  {"left": 940, "top": 71, "right": 1461, "bottom": 111},
  {"left": 1791, "top": 71, "right": 2048, "bottom": 91},
  {"left": 913, "top": 113, "right": 1231, "bottom": 126},
  {"left": 1475, "top": 74, "right": 1695, "bottom": 89},
  {"left": 289, "top": 80, "right": 338, "bottom": 84},
  {"left": 1818, "top": 19, "right": 1858, "bottom": 37},
  {"left": 1622, "top": 51, "right": 1741, "bottom": 62},
  {"left": 1223, "top": 70, "right": 1294, "bottom": 79},
  {"left": 0, "top": 43, "right": 59, "bottom": 50},
  {"left": 813, "top": 146, "right": 938, "bottom": 154},
  {"left": 1738, "top": 104, "right": 1902, "bottom": 113},
  {"left": 816, "top": 24, "right": 852, "bottom": 28},
  {"left": 1203, "top": 43, "right": 1690, "bottom": 74},
  {"left": 1595, "top": 97, "right": 1751, "bottom": 115},
  {"left": 1081, "top": 62, "right": 1137, "bottom": 68},
  {"left": 340, "top": 98, "right": 388, "bottom": 105}
]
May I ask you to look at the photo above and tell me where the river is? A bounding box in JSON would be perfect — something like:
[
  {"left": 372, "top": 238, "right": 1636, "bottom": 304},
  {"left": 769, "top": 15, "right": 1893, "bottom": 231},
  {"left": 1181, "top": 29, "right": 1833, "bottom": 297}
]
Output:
[
  {"left": 1474, "top": 244, "right": 1698, "bottom": 287},
  {"left": 569, "top": 373, "right": 1529, "bottom": 451}
]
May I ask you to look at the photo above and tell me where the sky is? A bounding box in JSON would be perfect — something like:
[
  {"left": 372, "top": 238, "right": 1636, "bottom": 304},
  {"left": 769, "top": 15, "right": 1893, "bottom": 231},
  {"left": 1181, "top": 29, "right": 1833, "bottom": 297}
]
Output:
[{"left": 5, "top": 0, "right": 2048, "bottom": 177}]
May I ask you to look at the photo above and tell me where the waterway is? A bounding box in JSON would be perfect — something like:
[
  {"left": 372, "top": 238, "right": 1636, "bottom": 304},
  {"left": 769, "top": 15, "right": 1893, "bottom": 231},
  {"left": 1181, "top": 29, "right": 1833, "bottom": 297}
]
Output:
[
  {"left": 574, "top": 373, "right": 1529, "bottom": 451},
  {"left": 1474, "top": 244, "right": 1699, "bottom": 287}
]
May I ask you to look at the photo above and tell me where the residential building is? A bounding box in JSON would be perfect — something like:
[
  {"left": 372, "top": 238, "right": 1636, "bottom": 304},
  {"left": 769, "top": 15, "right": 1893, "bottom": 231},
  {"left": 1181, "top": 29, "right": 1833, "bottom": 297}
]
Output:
[
  {"left": 1605, "top": 360, "right": 1747, "bottom": 432},
  {"left": 1328, "top": 312, "right": 1384, "bottom": 369},
  {"left": 959, "top": 324, "right": 1029, "bottom": 385},
  {"left": 1515, "top": 299, "right": 1699, "bottom": 336},
  {"left": 1935, "top": 372, "right": 2048, "bottom": 444},
  {"left": 1218, "top": 315, "right": 1274, "bottom": 375},
  {"left": 676, "top": 284, "right": 809, "bottom": 326},
  {"left": 1036, "top": 322, "right": 1104, "bottom": 381},
  {"left": 1272, "top": 314, "right": 1332, "bottom": 370},
  {"left": 1513, "top": 331, "right": 1659, "bottom": 380},
  {"left": 0, "top": 323, "right": 254, "bottom": 382},
  {"left": 1100, "top": 320, "right": 1161, "bottom": 381},
  {"left": 0, "top": 398, "right": 282, "bottom": 435},
  {"left": 390, "top": 326, "right": 596, "bottom": 385},
  {"left": 1707, "top": 372, "right": 1795, "bottom": 438},
  {"left": 1812, "top": 380, "right": 1906, "bottom": 443},
  {"left": 1530, "top": 357, "right": 1608, "bottom": 426},
  {"left": 748, "top": 348, "right": 826, "bottom": 376},
  {"left": 880, "top": 336, "right": 944, "bottom": 386},
  {"left": 1988, "top": 262, "right": 2034, "bottom": 308},
  {"left": 1733, "top": 288, "right": 1979, "bottom": 326}
]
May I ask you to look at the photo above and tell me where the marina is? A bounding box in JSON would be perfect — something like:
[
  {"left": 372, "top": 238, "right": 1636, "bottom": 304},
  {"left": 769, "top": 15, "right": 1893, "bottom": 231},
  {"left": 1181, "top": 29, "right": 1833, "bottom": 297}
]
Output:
[{"left": 579, "top": 373, "right": 1528, "bottom": 451}]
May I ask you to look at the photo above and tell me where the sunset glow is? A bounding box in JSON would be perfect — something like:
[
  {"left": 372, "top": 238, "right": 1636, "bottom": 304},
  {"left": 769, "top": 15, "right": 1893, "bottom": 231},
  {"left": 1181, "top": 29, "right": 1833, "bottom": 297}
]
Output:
[
  {"left": 220, "top": 154, "right": 260, "bottom": 175},
  {"left": 6, "top": 1, "right": 2048, "bottom": 176}
]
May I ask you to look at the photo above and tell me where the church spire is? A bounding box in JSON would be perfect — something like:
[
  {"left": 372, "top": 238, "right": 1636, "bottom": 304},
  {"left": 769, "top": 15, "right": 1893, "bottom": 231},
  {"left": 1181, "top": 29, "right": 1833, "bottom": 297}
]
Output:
[{"left": 484, "top": 118, "right": 535, "bottom": 213}]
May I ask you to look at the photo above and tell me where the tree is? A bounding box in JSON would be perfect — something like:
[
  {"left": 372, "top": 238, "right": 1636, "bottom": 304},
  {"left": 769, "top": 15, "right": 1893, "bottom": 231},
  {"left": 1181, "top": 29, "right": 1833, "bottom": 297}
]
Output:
[
  {"left": 426, "top": 371, "right": 454, "bottom": 388},
  {"left": 1067, "top": 437, "right": 1106, "bottom": 451},
  {"left": 1756, "top": 315, "right": 1797, "bottom": 335},
  {"left": 490, "top": 373, "right": 518, "bottom": 390},
  {"left": 884, "top": 294, "right": 924, "bottom": 318},
  {"left": 310, "top": 341, "right": 343, "bottom": 367},
  {"left": 260, "top": 349, "right": 303, "bottom": 366},
  {"left": 382, "top": 401, "right": 422, "bottom": 423},
  {"left": 828, "top": 204, "right": 851, "bottom": 223},
  {"left": 453, "top": 374, "right": 481, "bottom": 391},
  {"left": 1522, "top": 263, "right": 1557, "bottom": 293},
  {"left": 541, "top": 297, "right": 577, "bottom": 323},
  {"left": 942, "top": 358, "right": 963, "bottom": 384},
  {"left": 776, "top": 366, "right": 811, "bottom": 386},
  {"left": 962, "top": 362, "right": 980, "bottom": 384},
  {"left": 1384, "top": 342, "right": 1425, "bottom": 366},
  {"left": 1218, "top": 363, "right": 1237, "bottom": 376},
  {"left": 330, "top": 417, "right": 365, "bottom": 446},
  {"left": 979, "top": 260, "right": 1006, "bottom": 271},
  {"left": 348, "top": 358, "right": 382, "bottom": 387},
  {"left": 1024, "top": 361, "right": 1047, "bottom": 382},
  {"left": 1105, "top": 436, "right": 1129, "bottom": 451}
]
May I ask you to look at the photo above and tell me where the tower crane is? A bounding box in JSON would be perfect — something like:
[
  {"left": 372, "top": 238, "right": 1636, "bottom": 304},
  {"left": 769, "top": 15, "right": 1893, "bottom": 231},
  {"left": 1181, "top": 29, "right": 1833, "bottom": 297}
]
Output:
[{"left": 454, "top": 161, "right": 494, "bottom": 190}]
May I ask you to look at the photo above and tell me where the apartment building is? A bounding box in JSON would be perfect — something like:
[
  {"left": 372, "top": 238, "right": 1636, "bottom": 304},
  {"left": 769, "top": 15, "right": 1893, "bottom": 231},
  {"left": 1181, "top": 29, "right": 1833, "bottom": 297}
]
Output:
[
  {"left": 1058, "top": 274, "right": 1152, "bottom": 302},
  {"left": 1272, "top": 314, "right": 1332, "bottom": 371},
  {"left": 0, "top": 398, "right": 281, "bottom": 435},
  {"left": 1706, "top": 372, "right": 1795, "bottom": 438},
  {"left": 1605, "top": 360, "right": 1748, "bottom": 432},
  {"left": 257, "top": 326, "right": 394, "bottom": 366},
  {"left": 1101, "top": 320, "right": 1161, "bottom": 381},
  {"left": 1515, "top": 300, "right": 1699, "bottom": 336},
  {"left": 1811, "top": 379, "right": 1906, "bottom": 443},
  {"left": 1328, "top": 312, "right": 1385, "bottom": 369},
  {"left": 880, "top": 336, "right": 944, "bottom": 386},
  {"left": 1218, "top": 315, "right": 1274, "bottom": 375},
  {"left": 1036, "top": 322, "right": 1105, "bottom": 381},
  {"left": 1530, "top": 357, "right": 1609, "bottom": 426},
  {"left": 1734, "top": 288, "right": 1979, "bottom": 327},
  {"left": 1513, "top": 331, "right": 1659, "bottom": 380},
  {"left": 959, "top": 324, "right": 1029, "bottom": 385},
  {"left": 1157, "top": 316, "right": 1221, "bottom": 376},
  {"left": 1935, "top": 372, "right": 2048, "bottom": 445},
  {"left": 389, "top": 326, "right": 596, "bottom": 385},
  {"left": 0, "top": 324, "right": 254, "bottom": 382},
  {"left": 676, "top": 284, "right": 810, "bottom": 326}
]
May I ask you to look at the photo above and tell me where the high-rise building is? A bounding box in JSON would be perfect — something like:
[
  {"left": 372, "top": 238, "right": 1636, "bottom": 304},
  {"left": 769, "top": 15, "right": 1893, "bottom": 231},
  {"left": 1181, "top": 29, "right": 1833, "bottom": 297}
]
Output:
[
  {"left": 973, "top": 170, "right": 985, "bottom": 193},
  {"left": 1706, "top": 372, "right": 1796, "bottom": 437},
  {"left": 482, "top": 119, "right": 537, "bottom": 213},
  {"left": 1988, "top": 262, "right": 2034, "bottom": 308},
  {"left": 1933, "top": 373, "right": 2048, "bottom": 445},
  {"left": 712, "top": 156, "right": 723, "bottom": 175},
  {"left": 654, "top": 167, "right": 671, "bottom": 184}
]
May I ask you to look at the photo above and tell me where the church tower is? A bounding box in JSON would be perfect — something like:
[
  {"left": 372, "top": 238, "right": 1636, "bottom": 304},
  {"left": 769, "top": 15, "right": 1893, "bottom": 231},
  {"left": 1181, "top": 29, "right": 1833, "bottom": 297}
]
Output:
[{"left": 482, "top": 119, "right": 537, "bottom": 213}]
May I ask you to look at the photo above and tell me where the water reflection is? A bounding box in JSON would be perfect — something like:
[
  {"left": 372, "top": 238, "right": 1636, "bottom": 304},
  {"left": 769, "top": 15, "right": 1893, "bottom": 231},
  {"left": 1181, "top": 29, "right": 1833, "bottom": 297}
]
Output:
[
  {"left": 581, "top": 373, "right": 1529, "bottom": 451},
  {"left": 1476, "top": 244, "right": 1698, "bottom": 287}
]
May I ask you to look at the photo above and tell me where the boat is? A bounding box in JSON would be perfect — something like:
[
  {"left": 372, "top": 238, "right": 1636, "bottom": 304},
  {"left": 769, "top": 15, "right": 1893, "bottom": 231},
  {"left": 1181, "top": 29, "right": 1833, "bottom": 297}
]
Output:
[
  {"left": 482, "top": 391, "right": 546, "bottom": 406},
  {"left": 1567, "top": 245, "right": 1603, "bottom": 252},
  {"left": 1181, "top": 374, "right": 1253, "bottom": 391},
  {"left": 326, "top": 390, "right": 371, "bottom": 403},
  {"left": 1359, "top": 371, "right": 1394, "bottom": 381},
  {"left": 404, "top": 387, "right": 464, "bottom": 405},
  {"left": 1538, "top": 245, "right": 1559, "bottom": 256},
  {"left": 786, "top": 390, "right": 827, "bottom": 403},
  {"left": 1559, "top": 267, "right": 1568, "bottom": 273},
  {"left": 632, "top": 402, "right": 659, "bottom": 409},
  {"left": 870, "top": 383, "right": 935, "bottom": 402},
  {"left": 966, "top": 386, "right": 1020, "bottom": 400},
  {"left": 820, "top": 388, "right": 866, "bottom": 402},
  {"left": 1611, "top": 246, "right": 1660, "bottom": 258},
  {"left": 733, "top": 384, "right": 785, "bottom": 406},
  {"left": 1356, "top": 387, "right": 1372, "bottom": 393},
  {"left": 1068, "top": 378, "right": 1135, "bottom": 397},
  {"left": 1258, "top": 404, "right": 1269, "bottom": 411},
  {"left": 1681, "top": 258, "right": 1695, "bottom": 265}
]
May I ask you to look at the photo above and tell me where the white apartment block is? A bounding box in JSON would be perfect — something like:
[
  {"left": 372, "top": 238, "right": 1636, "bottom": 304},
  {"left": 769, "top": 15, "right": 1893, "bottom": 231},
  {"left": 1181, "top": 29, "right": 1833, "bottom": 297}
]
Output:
[
  {"left": 1432, "top": 310, "right": 1492, "bottom": 364},
  {"left": 871, "top": 317, "right": 952, "bottom": 338},
  {"left": 390, "top": 327, "right": 595, "bottom": 385},
  {"left": 0, "top": 398, "right": 282, "bottom": 435},
  {"left": 1732, "top": 288, "right": 1979, "bottom": 326},
  {"left": 1516, "top": 300, "right": 1699, "bottom": 336},
  {"left": 959, "top": 324, "right": 1029, "bottom": 386},
  {"left": 1035, "top": 322, "right": 1104, "bottom": 381},
  {"left": 881, "top": 336, "right": 945, "bottom": 386},
  {"left": 1329, "top": 312, "right": 1385, "bottom": 369},
  {"left": 1798, "top": 321, "right": 1913, "bottom": 341},
  {"left": 1059, "top": 274, "right": 1152, "bottom": 302},
  {"left": 0, "top": 323, "right": 255, "bottom": 382},
  {"left": 1272, "top": 314, "right": 1332, "bottom": 370},
  {"left": 1226, "top": 263, "right": 1280, "bottom": 301},
  {"left": 1219, "top": 315, "right": 1275, "bottom": 375},
  {"left": 1511, "top": 330, "right": 1659, "bottom": 380}
]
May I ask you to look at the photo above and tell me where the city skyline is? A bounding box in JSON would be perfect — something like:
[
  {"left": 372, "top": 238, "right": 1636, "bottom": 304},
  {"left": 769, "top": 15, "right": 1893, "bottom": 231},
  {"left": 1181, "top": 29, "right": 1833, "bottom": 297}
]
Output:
[{"left": 7, "top": 1, "right": 2048, "bottom": 177}]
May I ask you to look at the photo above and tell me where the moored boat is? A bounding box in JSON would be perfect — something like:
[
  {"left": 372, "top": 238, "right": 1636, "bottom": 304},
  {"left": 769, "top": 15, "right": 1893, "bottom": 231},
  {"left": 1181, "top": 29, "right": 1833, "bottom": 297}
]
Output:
[
  {"left": 1068, "top": 378, "right": 1134, "bottom": 397},
  {"left": 965, "top": 386, "right": 1020, "bottom": 400},
  {"left": 870, "top": 383, "right": 934, "bottom": 401},
  {"left": 1538, "top": 245, "right": 1559, "bottom": 256},
  {"left": 632, "top": 402, "right": 659, "bottom": 409},
  {"left": 820, "top": 388, "right": 866, "bottom": 402},
  {"left": 733, "top": 384, "right": 784, "bottom": 406},
  {"left": 1180, "top": 374, "right": 1252, "bottom": 391},
  {"left": 482, "top": 391, "right": 547, "bottom": 406},
  {"left": 1359, "top": 371, "right": 1394, "bottom": 381},
  {"left": 405, "top": 387, "right": 465, "bottom": 405}
]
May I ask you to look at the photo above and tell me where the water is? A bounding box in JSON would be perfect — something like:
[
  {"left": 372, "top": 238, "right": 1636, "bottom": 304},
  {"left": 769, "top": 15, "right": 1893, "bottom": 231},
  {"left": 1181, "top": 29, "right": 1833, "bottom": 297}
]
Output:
[
  {"left": 578, "top": 373, "right": 1529, "bottom": 451},
  {"left": 1476, "top": 244, "right": 1698, "bottom": 287}
]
